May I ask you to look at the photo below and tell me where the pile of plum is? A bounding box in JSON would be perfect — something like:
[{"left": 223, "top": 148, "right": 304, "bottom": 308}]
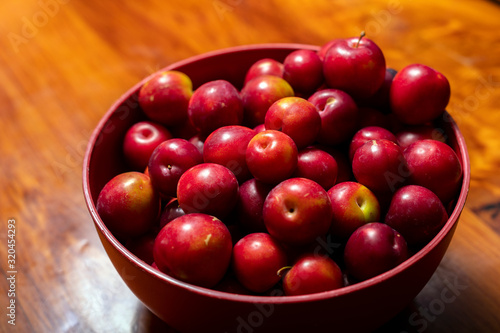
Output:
[{"left": 96, "top": 34, "right": 462, "bottom": 296}]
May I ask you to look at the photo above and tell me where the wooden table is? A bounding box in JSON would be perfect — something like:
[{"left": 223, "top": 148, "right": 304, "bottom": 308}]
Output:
[{"left": 1, "top": 0, "right": 499, "bottom": 332}]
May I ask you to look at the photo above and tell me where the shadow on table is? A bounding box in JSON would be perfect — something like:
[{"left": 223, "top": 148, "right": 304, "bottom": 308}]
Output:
[
  {"left": 373, "top": 302, "right": 421, "bottom": 333},
  {"left": 130, "top": 302, "right": 420, "bottom": 333},
  {"left": 132, "top": 305, "right": 179, "bottom": 333}
]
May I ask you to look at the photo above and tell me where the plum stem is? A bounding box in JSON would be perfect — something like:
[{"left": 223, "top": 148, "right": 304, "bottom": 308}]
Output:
[
  {"left": 355, "top": 31, "right": 366, "bottom": 48},
  {"left": 277, "top": 266, "right": 292, "bottom": 277}
]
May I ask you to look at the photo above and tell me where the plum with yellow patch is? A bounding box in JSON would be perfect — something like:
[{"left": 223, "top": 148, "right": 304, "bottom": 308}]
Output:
[
  {"left": 138, "top": 70, "right": 193, "bottom": 127},
  {"left": 153, "top": 213, "right": 232, "bottom": 288},
  {"left": 96, "top": 171, "right": 160, "bottom": 239},
  {"left": 240, "top": 75, "right": 294, "bottom": 127},
  {"left": 328, "top": 181, "right": 381, "bottom": 239},
  {"left": 265, "top": 97, "right": 321, "bottom": 149}
]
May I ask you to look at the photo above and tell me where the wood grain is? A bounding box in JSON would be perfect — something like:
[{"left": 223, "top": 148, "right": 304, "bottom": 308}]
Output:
[{"left": 0, "top": 0, "right": 499, "bottom": 332}]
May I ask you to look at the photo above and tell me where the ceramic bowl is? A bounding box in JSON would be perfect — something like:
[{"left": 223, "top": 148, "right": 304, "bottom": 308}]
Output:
[{"left": 83, "top": 44, "right": 470, "bottom": 333}]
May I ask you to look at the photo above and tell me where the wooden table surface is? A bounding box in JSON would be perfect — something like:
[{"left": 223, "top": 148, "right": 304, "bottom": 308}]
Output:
[{"left": 1, "top": 0, "right": 500, "bottom": 332}]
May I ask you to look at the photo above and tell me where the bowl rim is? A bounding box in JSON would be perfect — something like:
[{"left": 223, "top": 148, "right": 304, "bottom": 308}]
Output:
[{"left": 82, "top": 43, "right": 471, "bottom": 305}]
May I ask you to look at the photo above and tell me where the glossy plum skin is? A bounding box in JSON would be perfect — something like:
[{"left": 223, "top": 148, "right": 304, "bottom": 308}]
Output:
[
  {"left": 253, "top": 124, "right": 266, "bottom": 134},
  {"left": 188, "top": 134, "right": 205, "bottom": 155},
  {"left": 153, "top": 213, "right": 233, "bottom": 288},
  {"left": 352, "top": 139, "right": 408, "bottom": 194},
  {"left": 177, "top": 163, "right": 239, "bottom": 219},
  {"left": 96, "top": 172, "right": 160, "bottom": 238},
  {"left": 308, "top": 89, "right": 359, "bottom": 145},
  {"left": 317, "top": 38, "right": 341, "bottom": 61},
  {"left": 235, "top": 178, "right": 273, "bottom": 233},
  {"left": 203, "top": 125, "right": 256, "bottom": 183},
  {"left": 283, "top": 255, "right": 344, "bottom": 296},
  {"left": 263, "top": 177, "right": 332, "bottom": 245},
  {"left": 344, "top": 222, "right": 409, "bottom": 281},
  {"left": 323, "top": 36, "right": 386, "bottom": 99},
  {"left": 349, "top": 126, "right": 398, "bottom": 161},
  {"left": 240, "top": 75, "right": 294, "bottom": 127},
  {"left": 283, "top": 49, "right": 324, "bottom": 94},
  {"left": 390, "top": 64, "right": 450, "bottom": 125},
  {"left": 385, "top": 185, "right": 449, "bottom": 245},
  {"left": 314, "top": 145, "right": 353, "bottom": 184},
  {"left": 404, "top": 139, "right": 462, "bottom": 204},
  {"left": 159, "top": 198, "right": 185, "bottom": 229},
  {"left": 246, "top": 130, "right": 298, "bottom": 184},
  {"left": 148, "top": 139, "right": 203, "bottom": 198},
  {"left": 292, "top": 147, "right": 338, "bottom": 190},
  {"left": 188, "top": 80, "right": 243, "bottom": 136},
  {"left": 328, "top": 181, "right": 381, "bottom": 239},
  {"left": 244, "top": 58, "right": 284, "bottom": 85},
  {"left": 396, "top": 125, "right": 447, "bottom": 149},
  {"left": 264, "top": 97, "right": 321, "bottom": 149},
  {"left": 138, "top": 70, "right": 192, "bottom": 127},
  {"left": 232, "top": 233, "right": 288, "bottom": 293},
  {"left": 123, "top": 121, "right": 172, "bottom": 171}
]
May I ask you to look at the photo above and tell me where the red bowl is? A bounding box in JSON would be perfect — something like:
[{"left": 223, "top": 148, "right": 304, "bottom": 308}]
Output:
[{"left": 82, "top": 44, "right": 470, "bottom": 333}]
